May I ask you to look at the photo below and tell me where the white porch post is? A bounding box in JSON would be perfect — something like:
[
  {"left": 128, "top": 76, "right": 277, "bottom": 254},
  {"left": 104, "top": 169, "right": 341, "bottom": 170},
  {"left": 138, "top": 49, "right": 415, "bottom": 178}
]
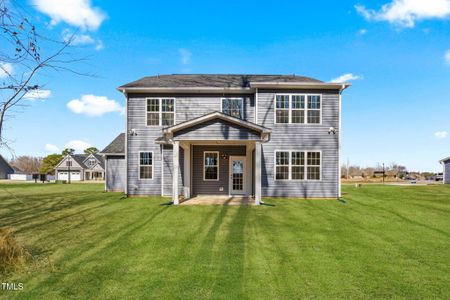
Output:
[
  {"left": 172, "top": 141, "right": 180, "bottom": 205},
  {"left": 255, "top": 141, "right": 262, "bottom": 205},
  {"left": 182, "top": 143, "right": 191, "bottom": 199}
]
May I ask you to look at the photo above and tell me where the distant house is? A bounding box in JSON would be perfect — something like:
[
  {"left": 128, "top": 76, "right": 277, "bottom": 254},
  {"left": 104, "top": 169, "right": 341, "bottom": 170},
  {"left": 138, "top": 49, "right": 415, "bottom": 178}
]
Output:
[
  {"left": 54, "top": 153, "right": 105, "bottom": 181},
  {"left": 0, "top": 155, "right": 14, "bottom": 179},
  {"left": 9, "top": 167, "right": 33, "bottom": 181},
  {"left": 439, "top": 157, "right": 450, "bottom": 184},
  {"left": 100, "top": 133, "right": 125, "bottom": 192}
]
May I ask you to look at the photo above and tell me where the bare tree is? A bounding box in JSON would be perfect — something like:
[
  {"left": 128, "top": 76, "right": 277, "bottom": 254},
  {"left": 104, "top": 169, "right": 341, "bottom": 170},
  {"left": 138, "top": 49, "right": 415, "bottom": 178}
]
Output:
[
  {"left": 10, "top": 155, "right": 42, "bottom": 173},
  {"left": 0, "top": 0, "right": 87, "bottom": 151}
]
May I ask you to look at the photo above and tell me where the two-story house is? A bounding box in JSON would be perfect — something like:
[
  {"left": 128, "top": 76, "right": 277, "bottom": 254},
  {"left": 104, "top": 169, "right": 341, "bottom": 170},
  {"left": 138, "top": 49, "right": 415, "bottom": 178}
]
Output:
[
  {"left": 55, "top": 153, "right": 105, "bottom": 181},
  {"left": 112, "top": 74, "right": 350, "bottom": 204}
]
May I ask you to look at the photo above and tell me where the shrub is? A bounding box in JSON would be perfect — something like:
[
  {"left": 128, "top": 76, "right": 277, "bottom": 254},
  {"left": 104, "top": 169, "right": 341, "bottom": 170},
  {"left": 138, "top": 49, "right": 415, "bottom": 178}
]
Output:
[{"left": 0, "top": 228, "right": 29, "bottom": 273}]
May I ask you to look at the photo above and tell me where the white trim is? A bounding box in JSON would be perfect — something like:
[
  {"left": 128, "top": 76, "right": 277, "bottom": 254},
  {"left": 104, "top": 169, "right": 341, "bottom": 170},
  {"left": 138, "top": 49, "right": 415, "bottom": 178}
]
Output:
[
  {"left": 203, "top": 151, "right": 219, "bottom": 181},
  {"left": 338, "top": 87, "right": 343, "bottom": 197},
  {"left": 250, "top": 82, "right": 351, "bottom": 89},
  {"left": 161, "top": 146, "right": 164, "bottom": 195},
  {"left": 124, "top": 91, "right": 128, "bottom": 195},
  {"left": 145, "top": 97, "right": 176, "bottom": 127},
  {"left": 164, "top": 111, "right": 271, "bottom": 134},
  {"left": 138, "top": 151, "right": 154, "bottom": 180},
  {"left": 255, "top": 88, "right": 258, "bottom": 124},
  {"left": 274, "top": 94, "right": 322, "bottom": 125},
  {"left": 173, "top": 141, "right": 180, "bottom": 204},
  {"left": 229, "top": 156, "right": 246, "bottom": 195},
  {"left": 273, "top": 150, "right": 322, "bottom": 181},
  {"left": 220, "top": 97, "right": 244, "bottom": 119}
]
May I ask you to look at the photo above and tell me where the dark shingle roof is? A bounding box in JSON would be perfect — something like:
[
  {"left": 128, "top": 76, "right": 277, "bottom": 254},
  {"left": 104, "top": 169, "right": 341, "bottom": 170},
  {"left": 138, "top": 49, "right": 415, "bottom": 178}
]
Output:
[
  {"left": 72, "top": 154, "right": 88, "bottom": 166},
  {"left": 119, "top": 74, "right": 322, "bottom": 89},
  {"left": 101, "top": 133, "right": 125, "bottom": 154}
]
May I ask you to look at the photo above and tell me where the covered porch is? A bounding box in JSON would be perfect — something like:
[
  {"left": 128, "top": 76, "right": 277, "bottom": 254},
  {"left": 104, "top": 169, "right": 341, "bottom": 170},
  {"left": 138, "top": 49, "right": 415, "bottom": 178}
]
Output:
[{"left": 157, "top": 112, "right": 271, "bottom": 205}]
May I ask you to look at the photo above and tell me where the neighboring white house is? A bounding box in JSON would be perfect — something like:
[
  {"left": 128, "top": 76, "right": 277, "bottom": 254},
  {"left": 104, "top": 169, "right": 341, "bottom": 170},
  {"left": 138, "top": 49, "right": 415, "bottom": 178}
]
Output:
[{"left": 440, "top": 156, "right": 450, "bottom": 184}]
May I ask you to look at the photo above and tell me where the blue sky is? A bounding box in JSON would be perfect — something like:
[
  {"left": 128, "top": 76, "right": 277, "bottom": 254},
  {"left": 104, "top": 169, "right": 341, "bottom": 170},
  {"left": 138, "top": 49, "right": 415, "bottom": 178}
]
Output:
[{"left": 1, "top": 0, "right": 450, "bottom": 171}]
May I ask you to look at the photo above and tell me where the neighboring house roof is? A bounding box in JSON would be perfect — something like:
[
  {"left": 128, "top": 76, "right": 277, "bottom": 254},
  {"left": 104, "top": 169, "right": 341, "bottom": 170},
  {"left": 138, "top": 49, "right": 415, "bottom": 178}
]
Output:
[
  {"left": 100, "top": 133, "right": 125, "bottom": 155},
  {"left": 55, "top": 153, "right": 105, "bottom": 170},
  {"left": 118, "top": 74, "right": 351, "bottom": 92},
  {"left": 0, "top": 155, "right": 15, "bottom": 174},
  {"left": 439, "top": 156, "right": 450, "bottom": 163},
  {"left": 163, "top": 111, "right": 272, "bottom": 134}
]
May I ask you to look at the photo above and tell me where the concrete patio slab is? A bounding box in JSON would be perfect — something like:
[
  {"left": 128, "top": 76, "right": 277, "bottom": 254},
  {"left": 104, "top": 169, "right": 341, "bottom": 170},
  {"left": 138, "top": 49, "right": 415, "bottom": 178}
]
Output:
[{"left": 180, "top": 195, "right": 255, "bottom": 205}]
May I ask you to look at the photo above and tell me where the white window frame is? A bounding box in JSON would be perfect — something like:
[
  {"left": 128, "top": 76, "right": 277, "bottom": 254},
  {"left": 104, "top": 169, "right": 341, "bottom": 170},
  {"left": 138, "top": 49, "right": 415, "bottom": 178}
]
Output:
[
  {"left": 274, "top": 150, "right": 322, "bottom": 181},
  {"left": 145, "top": 98, "right": 176, "bottom": 127},
  {"left": 203, "top": 151, "right": 219, "bottom": 181},
  {"left": 138, "top": 151, "right": 154, "bottom": 180},
  {"left": 221, "top": 98, "right": 244, "bottom": 119},
  {"left": 274, "top": 94, "right": 322, "bottom": 125}
]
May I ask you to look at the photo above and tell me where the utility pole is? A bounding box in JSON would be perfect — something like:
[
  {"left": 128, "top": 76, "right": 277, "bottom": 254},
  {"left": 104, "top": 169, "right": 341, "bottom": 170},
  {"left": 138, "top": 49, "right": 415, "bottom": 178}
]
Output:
[
  {"left": 67, "top": 156, "right": 71, "bottom": 184},
  {"left": 382, "top": 163, "right": 385, "bottom": 184}
]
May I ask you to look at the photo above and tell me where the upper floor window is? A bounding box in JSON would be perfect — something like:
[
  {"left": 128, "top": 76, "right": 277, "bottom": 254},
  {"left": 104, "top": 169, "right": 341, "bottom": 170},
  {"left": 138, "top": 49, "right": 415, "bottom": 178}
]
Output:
[
  {"left": 66, "top": 160, "right": 72, "bottom": 167},
  {"left": 204, "top": 151, "right": 219, "bottom": 181},
  {"left": 139, "top": 152, "right": 153, "bottom": 179},
  {"left": 222, "top": 98, "right": 243, "bottom": 119},
  {"left": 146, "top": 98, "right": 175, "bottom": 126},
  {"left": 88, "top": 159, "right": 96, "bottom": 167},
  {"left": 275, "top": 94, "right": 321, "bottom": 124},
  {"left": 275, "top": 150, "right": 320, "bottom": 180}
]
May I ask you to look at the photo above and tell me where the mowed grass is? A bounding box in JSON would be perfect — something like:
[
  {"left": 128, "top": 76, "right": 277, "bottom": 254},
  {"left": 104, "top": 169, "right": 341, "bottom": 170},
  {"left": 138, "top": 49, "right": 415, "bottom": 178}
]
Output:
[{"left": 0, "top": 183, "right": 449, "bottom": 299}]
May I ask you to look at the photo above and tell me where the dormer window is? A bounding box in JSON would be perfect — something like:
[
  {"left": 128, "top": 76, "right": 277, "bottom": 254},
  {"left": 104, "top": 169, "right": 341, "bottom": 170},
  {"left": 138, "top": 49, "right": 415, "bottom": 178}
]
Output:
[{"left": 88, "top": 159, "right": 96, "bottom": 166}]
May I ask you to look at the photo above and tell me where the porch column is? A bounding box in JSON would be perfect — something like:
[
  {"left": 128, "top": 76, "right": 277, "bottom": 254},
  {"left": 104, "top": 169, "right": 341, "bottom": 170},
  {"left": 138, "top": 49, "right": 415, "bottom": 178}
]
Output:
[
  {"left": 182, "top": 143, "right": 191, "bottom": 199},
  {"left": 172, "top": 141, "right": 180, "bottom": 205},
  {"left": 255, "top": 141, "right": 262, "bottom": 205}
]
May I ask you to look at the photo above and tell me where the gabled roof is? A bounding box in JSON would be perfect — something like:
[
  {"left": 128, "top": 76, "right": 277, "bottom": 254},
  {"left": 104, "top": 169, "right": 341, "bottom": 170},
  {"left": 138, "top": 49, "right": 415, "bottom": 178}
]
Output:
[
  {"left": 100, "top": 133, "right": 125, "bottom": 155},
  {"left": 83, "top": 153, "right": 105, "bottom": 169},
  {"left": 163, "top": 111, "right": 272, "bottom": 134},
  {"left": 439, "top": 156, "right": 450, "bottom": 163},
  {"left": 55, "top": 153, "right": 105, "bottom": 170},
  {"left": 119, "top": 74, "right": 323, "bottom": 89},
  {"left": 0, "top": 155, "right": 15, "bottom": 173}
]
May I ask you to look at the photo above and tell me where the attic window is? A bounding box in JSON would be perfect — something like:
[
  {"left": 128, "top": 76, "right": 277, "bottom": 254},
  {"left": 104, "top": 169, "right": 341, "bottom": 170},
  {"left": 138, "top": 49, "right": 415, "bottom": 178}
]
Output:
[
  {"left": 222, "top": 98, "right": 243, "bottom": 119},
  {"left": 88, "top": 159, "right": 96, "bottom": 166}
]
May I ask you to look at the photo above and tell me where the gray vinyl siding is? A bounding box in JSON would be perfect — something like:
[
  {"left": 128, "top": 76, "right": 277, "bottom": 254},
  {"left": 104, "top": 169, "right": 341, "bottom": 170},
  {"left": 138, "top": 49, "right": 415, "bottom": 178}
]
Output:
[
  {"left": 162, "top": 145, "right": 184, "bottom": 196},
  {"left": 174, "top": 119, "right": 260, "bottom": 141},
  {"left": 55, "top": 157, "right": 84, "bottom": 171},
  {"left": 445, "top": 161, "right": 450, "bottom": 184},
  {"left": 257, "top": 89, "right": 340, "bottom": 198},
  {"left": 127, "top": 95, "right": 162, "bottom": 195},
  {"left": 192, "top": 145, "right": 246, "bottom": 195},
  {"left": 106, "top": 155, "right": 125, "bottom": 192}
]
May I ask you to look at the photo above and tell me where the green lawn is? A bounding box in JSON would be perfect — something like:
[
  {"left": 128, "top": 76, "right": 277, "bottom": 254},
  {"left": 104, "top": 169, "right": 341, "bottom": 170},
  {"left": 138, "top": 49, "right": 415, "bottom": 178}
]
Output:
[{"left": 0, "top": 183, "right": 449, "bottom": 299}]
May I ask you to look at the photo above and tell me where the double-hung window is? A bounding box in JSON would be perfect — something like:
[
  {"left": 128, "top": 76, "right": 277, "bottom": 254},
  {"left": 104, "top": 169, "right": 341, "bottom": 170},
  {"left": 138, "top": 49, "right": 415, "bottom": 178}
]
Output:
[
  {"left": 139, "top": 152, "right": 153, "bottom": 179},
  {"left": 275, "top": 151, "right": 320, "bottom": 180},
  {"left": 88, "top": 159, "right": 96, "bottom": 167},
  {"left": 146, "top": 98, "right": 175, "bottom": 126},
  {"left": 275, "top": 94, "right": 321, "bottom": 124},
  {"left": 222, "top": 98, "right": 244, "bottom": 119},
  {"left": 204, "top": 151, "right": 219, "bottom": 181}
]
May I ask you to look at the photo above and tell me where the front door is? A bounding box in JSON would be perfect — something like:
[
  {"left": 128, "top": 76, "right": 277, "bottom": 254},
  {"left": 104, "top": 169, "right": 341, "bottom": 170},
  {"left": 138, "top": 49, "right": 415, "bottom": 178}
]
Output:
[{"left": 229, "top": 156, "right": 246, "bottom": 195}]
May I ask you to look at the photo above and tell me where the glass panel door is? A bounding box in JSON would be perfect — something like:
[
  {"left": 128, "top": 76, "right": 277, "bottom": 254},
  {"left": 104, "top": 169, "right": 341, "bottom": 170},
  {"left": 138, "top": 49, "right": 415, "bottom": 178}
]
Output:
[{"left": 229, "top": 156, "right": 245, "bottom": 195}]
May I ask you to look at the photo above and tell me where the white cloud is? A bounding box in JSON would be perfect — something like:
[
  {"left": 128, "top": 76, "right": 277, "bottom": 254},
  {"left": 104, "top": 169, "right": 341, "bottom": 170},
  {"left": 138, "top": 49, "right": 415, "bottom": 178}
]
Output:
[
  {"left": 44, "top": 143, "right": 60, "bottom": 153},
  {"left": 32, "top": 0, "right": 106, "bottom": 31},
  {"left": 23, "top": 89, "right": 52, "bottom": 100},
  {"left": 179, "top": 49, "right": 192, "bottom": 65},
  {"left": 434, "top": 131, "right": 448, "bottom": 139},
  {"left": 356, "top": 0, "right": 450, "bottom": 28},
  {"left": 65, "top": 140, "right": 92, "bottom": 152},
  {"left": 444, "top": 49, "right": 450, "bottom": 64},
  {"left": 358, "top": 28, "right": 368, "bottom": 35},
  {"left": 0, "top": 63, "right": 13, "bottom": 78},
  {"left": 62, "top": 30, "right": 103, "bottom": 50},
  {"left": 330, "top": 73, "right": 362, "bottom": 83},
  {"left": 67, "top": 94, "right": 124, "bottom": 117}
]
